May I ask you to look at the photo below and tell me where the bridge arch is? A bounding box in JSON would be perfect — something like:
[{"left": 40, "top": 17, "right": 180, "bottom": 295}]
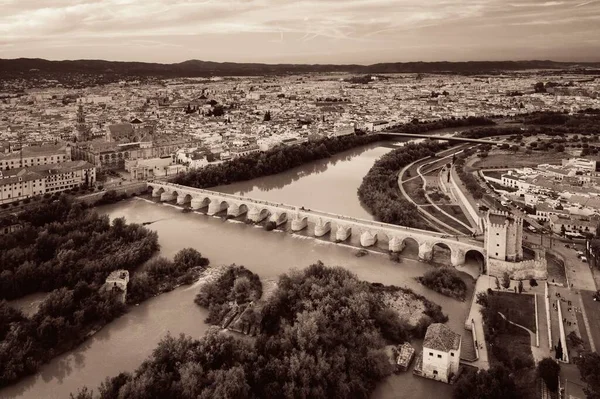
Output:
[
  {"left": 401, "top": 236, "right": 421, "bottom": 256},
  {"left": 465, "top": 249, "right": 486, "bottom": 274},
  {"left": 150, "top": 186, "right": 165, "bottom": 198},
  {"left": 191, "top": 196, "right": 211, "bottom": 210},
  {"left": 272, "top": 211, "right": 288, "bottom": 226},
  {"left": 207, "top": 198, "right": 229, "bottom": 215},
  {"left": 177, "top": 193, "right": 193, "bottom": 205}
]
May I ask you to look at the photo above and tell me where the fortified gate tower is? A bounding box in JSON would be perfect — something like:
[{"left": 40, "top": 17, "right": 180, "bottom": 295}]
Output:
[{"left": 485, "top": 211, "right": 523, "bottom": 262}]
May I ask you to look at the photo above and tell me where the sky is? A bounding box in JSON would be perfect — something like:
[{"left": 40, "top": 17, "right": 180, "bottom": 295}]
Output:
[{"left": 1, "top": 0, "right": 600, "bottom": 64}]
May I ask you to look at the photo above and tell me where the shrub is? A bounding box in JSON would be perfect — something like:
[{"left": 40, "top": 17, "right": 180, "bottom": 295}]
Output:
[
  {"left": 529, "top": 278, "right": 538, "bottom": 287},
  {"left": 418, "top": 267, "right": 467, "bottom": 300}
]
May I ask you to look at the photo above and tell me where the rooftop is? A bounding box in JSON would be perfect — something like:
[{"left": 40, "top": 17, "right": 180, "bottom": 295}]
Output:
[
  {"left": 423, "top": 323, "right": 461, "bottom": 352},
  {"left": 0, "top": 144, "right": 68, "bottom": 160}
]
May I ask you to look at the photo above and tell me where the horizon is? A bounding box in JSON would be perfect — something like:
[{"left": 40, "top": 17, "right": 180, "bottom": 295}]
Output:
[
  {"left": 2, "top": 0, "right": 600, "bottom": 64},
  {"left": 3, "top": 56, "right": 600, "bottom": 66}
]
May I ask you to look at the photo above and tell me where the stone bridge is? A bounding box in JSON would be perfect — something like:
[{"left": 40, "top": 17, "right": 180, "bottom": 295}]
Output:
[{"left": 148, "top": 182, "right": 486, "bottom": 267}]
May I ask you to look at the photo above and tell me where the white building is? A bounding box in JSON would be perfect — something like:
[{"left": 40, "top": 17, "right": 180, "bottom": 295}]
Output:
[
  {"left": 0, "top": 160, "right": 95, "bottom": 204},
  {"left": 420, "top": 324, "right": 461, "bottom": 383},
  {"left": 500, "top": 172, "right": 532, "bottom": 191}
]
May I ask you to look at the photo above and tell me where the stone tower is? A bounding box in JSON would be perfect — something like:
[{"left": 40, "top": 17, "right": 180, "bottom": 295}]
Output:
[
  {"left": 76, "top": 104, "right": 90, "bottom": 141},
  {"left": 485, "top": 211, "right": 523, "bottom": 262}
]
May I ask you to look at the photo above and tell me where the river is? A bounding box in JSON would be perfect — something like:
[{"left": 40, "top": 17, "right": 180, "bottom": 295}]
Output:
[{"left": 1, "top": 142, "right": 474, "bottom": 399}]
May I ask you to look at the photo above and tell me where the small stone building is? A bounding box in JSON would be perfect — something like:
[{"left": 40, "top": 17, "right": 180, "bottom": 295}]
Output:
[
  {"left": 104, "top": 270, "right": 129, "bottom": 303},
  {"left": 421, "top": 323, "right": 461, "bottom": 383}
]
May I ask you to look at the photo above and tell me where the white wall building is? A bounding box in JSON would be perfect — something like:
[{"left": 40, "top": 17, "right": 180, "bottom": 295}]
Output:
[{"left": 421, "top": 324, "right": 461, "bottom": 383}]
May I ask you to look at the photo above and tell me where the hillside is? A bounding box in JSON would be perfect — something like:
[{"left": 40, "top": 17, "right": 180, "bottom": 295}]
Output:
[{"left": 2, "top": 58, "right": 600, "bottom": 78}]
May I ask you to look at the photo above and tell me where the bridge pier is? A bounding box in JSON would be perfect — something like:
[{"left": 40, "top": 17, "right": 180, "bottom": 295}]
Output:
[
  {"left": 389, "top": 237, "right": 405, "bottom": 253},
  {"left": 248, "top": 208, "right": 269, "bottom": 223},
  {"left": 336, "top": 225, "right": 352, "bottom": 241},
  {"left": 270, "top": 212, "right": 287, "bottom": 226},
  {"left": 360, "top": 231, "right": 377, "bottom": 247},
  {"left": 176, "top": 195, "right": 190, "bottom": 205},
  {"left": 191, "top": 197, "right": 209, "bottom": 210},
  {"left": 314, "top": 221, "right": 331, "bottom": 237},
  {"left": 160, "top": 191, "right": 176, "bottom": 202},
  {"left": 418, "top": 242, "right": 433, "bottom": 262},
  {"left": 227, "top": 204, "right": 247, "bottom": 217},
  {"left": 451, "top": 249, "right": 466, "bottom": 267},
  {"left": 152, "top": 188, "right": 163, "bottom": 198},
  {"left": 291, "top": 217, "right": 308, "bottom": 232},
  {"left": 207, "top": 201, "right": 227, "bottom": 216}
]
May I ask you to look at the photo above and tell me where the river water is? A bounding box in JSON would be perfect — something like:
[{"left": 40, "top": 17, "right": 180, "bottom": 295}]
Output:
[{"left": 1, "top": 143, "right": 473, "bottom": 399}]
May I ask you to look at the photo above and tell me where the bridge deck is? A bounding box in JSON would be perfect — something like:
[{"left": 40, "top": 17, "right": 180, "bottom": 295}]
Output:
[
  {"left": 379, "top": 132, "right": 504, "bottom": 145},
  {"left": 150, "top": 181, "right": 483, "bottom": 249}
]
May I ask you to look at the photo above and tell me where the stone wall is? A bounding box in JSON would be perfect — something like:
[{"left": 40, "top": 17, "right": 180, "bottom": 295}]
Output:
[
  {"left": 487, "top": 256, "right": 547, "bottom": 280},
  {"left": 449, "top": 166, "right": 481, "bottom": 228}
]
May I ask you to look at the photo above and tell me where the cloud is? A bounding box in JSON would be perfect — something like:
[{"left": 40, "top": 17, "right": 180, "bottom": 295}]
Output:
[{"left": 0, "top": 0, "right": 599, "bottom": 62}]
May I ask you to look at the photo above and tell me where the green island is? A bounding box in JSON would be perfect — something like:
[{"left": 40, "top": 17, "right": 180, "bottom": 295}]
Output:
[{"left": 417, "top": 267, "right": 469, "bottom": 301}]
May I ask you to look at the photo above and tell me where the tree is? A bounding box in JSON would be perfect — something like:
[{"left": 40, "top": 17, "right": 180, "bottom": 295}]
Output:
[
  {"left": 173, "top": 248, "right": 209, "bottom": 270},
  {"left": 556, "top": 144, "right": 565, "bottom": 152},
  {"left": 502, "top": 272, "right": 510, "bottom": 289},
  {"left": 263, "top": 110, "right": 271, "bottom": 121},
  {"left": 575, "top": 351, "right": 600, "bottom": 399},
  {"left": 534, "top": 82, "right": 547, "bottom": 93},
  {"left": 453, "top": 366, "right": 519, "bottom": 399},
  {"left": 529, "top": 278, "right": 538, "bottom": 287},
  {"left": 538, "top": 358, "right": 560, "bottom": 392},
  {"left": 561, "top": 225, "right": 567, "bottom": 236},
  {"left": 518, "top": 280, "right": 523, "bottom": 294}
]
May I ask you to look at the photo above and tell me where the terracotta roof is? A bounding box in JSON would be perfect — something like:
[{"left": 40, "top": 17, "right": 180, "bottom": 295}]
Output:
[{"left": 423, "top": 323, "right": 461, "bottom": 352}]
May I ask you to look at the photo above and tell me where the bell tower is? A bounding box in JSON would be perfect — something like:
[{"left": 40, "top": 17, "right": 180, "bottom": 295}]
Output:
[{"left": 76, "top": 104, "right": 90, "bottom": 141}]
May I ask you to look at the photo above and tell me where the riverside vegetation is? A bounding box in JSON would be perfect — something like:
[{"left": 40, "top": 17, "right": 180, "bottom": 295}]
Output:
[
  {"left": 194, "top": 264, "right": 263, "bottom": 333},
  {"left": 72, "top": 262, "right": 448, "bottom": 399},
  {"left": 173, "top": 133, "right": 381, "bottom": 188},
  {"left": 358, "top": 141, "right": 449, "bottom": 229},
  {"left": 0, "top": 197, "right": 210, "bottom": 388}
]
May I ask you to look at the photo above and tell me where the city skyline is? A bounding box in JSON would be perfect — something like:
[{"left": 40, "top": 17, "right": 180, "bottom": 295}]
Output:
[{"left": 2, "top": 0, "right": 600, "bottom": 64}]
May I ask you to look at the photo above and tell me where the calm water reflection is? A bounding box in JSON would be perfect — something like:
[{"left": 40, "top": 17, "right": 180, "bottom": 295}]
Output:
[{"left": 212, "top": 143, "right": 393, "bottom": 220}]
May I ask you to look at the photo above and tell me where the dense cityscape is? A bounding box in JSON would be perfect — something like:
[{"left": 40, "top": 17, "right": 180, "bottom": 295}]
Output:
[{"left": 2, "top": 1, "right": 600, "bottom": 399}]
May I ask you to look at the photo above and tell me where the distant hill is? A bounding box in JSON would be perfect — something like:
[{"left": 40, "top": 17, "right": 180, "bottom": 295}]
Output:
[{"left": 1, "top": 58, "right": 600, "bottom": 79}]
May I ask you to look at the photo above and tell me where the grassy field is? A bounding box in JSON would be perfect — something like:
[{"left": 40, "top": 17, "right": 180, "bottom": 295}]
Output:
[
  {"left": 490, "top": 291, "right": 537, "bottom": 332},
  {"left": 439, "top": 205, "right": 472, "bottom": 226},
  {"left": 471, "top": 151, "right": 566, "bottom": 169}
]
